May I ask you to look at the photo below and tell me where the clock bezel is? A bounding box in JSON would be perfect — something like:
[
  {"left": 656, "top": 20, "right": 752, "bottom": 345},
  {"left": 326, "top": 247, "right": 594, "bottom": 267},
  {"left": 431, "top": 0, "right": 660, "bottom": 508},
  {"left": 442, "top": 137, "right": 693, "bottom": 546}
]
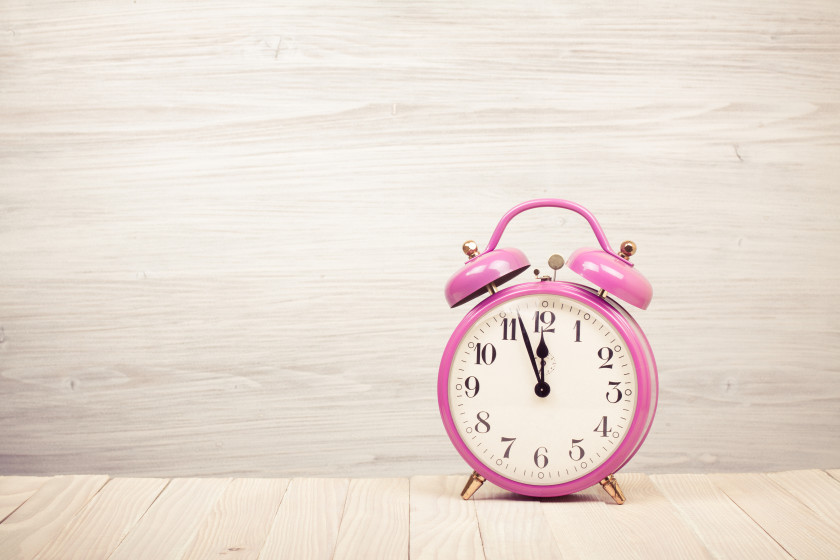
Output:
[{"left": 438, "top": 281, "right": 657, "bottom": 497}]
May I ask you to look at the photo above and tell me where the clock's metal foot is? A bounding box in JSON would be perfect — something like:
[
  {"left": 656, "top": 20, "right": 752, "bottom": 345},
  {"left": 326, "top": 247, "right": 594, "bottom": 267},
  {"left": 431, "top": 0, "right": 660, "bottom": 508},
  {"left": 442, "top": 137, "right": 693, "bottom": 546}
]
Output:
[
  {"left": 599, "top": 474, "right": 626, "bottom": 505},
  {"left": 461, "top": 471, "right": 486, "bottom": 500}
]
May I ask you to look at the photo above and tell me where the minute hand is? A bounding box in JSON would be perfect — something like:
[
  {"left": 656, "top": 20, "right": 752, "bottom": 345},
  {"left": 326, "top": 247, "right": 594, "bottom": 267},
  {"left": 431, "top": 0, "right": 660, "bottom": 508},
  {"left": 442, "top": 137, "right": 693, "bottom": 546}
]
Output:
[{"left": 516, "top": 315, "right": 542, "bottom": 384}]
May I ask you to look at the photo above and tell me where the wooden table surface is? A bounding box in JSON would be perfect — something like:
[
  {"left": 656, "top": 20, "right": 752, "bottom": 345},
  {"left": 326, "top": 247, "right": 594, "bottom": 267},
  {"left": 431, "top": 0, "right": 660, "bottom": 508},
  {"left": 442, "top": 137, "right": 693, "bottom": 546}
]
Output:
[{"left": 1, "top": 469, "right": 838, "bottom": 559}]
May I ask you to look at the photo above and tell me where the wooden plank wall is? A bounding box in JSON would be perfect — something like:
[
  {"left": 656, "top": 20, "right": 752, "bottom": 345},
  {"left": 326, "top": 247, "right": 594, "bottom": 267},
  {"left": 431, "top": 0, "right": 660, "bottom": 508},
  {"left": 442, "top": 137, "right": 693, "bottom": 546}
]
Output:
[{"left": 1, "top": 0, "right": 838, "bottom": 478}]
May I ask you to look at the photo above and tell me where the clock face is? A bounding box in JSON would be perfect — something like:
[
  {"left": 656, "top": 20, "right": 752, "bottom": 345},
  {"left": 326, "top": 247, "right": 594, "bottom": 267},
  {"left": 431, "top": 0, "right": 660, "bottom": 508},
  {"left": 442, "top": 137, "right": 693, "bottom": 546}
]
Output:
[{"left": 447, "top": 292, "right": 638, "bottom": 485}]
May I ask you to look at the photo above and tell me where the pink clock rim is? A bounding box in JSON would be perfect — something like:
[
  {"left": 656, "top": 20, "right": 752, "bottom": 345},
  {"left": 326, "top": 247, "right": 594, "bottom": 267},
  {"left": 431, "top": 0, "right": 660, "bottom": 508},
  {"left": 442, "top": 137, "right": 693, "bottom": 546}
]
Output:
[{"left": 437, "top": 281, "right": 657, "bottom": 497}]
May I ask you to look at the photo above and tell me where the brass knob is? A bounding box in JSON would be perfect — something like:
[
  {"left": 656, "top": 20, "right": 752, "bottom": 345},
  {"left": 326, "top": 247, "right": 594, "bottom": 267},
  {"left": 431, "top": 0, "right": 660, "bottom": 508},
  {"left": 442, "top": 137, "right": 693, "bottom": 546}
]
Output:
[
  {"left": 619, "top": 241, "right": 636, "bottom": 260},
  {"left": 462, "top": 240, "right": 480, "bottom": 259}
]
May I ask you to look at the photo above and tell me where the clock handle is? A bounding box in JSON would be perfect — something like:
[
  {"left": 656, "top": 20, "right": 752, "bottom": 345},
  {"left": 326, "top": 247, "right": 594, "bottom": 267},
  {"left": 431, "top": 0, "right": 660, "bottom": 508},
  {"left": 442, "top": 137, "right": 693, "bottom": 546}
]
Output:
[{"left": 483, "top": 198, "right": 631, "bottom": 266}]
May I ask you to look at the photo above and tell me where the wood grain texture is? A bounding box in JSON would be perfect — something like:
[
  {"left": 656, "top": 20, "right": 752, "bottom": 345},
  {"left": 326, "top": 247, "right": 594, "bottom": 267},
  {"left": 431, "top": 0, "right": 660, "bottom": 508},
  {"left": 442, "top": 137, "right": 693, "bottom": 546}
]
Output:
[
  {"left": 180, "top": 478, "right": 289, "bottom": 560},
  {"left": 0, "top": 475, "right": 109, "bottom": 560},
  {"left": 0, "top": 477, "right": 47, "bottom": 524},
  {"left": 766, "top": 470, "right": 840, "bottom": 530},
  {"left": 541, "top": 473, "right": 713, "bottom": 560},
  {"left": 32, "top": 477, "right": 167, "bottom": 560},
  {"left": 107, "top": 477, "right": 230, "bottom": 560},
  {"left": 473, "top": 482, "right": 563, "bottom": 560},
  {"left": 332, "top": 478, "right": 410, "bottom": 560},
  {"left": 409, "top": 475, "right": 484, "bottom": 560},
  {"left": 1, "top": 0, "right": 840, "bottom": 478},
  {"left": 0, "top": 472, "right": 833, "bottom": 559},
  {"left": 710, "top": 472, "right": 840, "bottom": 559},
  {"left": 259, "top": 477, "right": 350, "bottom": 560},
  {"left": 650, "top": 473, "right": 792, "bottom": 559}
]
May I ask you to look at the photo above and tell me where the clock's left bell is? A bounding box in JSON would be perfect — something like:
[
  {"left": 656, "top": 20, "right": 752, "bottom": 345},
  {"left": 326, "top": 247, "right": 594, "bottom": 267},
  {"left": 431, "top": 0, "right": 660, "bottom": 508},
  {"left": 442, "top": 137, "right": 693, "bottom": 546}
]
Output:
[{"left": 444, "top": 242, "right": 530, "bottom": 308}]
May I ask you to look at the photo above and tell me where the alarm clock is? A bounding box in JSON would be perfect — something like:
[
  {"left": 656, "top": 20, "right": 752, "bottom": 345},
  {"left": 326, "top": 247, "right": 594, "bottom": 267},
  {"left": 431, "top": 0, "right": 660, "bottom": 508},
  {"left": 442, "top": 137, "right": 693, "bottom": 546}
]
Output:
[{"left": 438, "top": 198, "right": 657, "bottom": 503}]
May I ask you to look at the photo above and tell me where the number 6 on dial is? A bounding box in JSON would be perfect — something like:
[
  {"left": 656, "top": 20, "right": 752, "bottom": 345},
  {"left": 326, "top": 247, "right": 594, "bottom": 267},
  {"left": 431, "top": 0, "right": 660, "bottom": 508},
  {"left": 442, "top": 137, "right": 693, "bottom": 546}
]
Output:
[{"left": 438, "top": 199, "right": 658, "bottom": 503}]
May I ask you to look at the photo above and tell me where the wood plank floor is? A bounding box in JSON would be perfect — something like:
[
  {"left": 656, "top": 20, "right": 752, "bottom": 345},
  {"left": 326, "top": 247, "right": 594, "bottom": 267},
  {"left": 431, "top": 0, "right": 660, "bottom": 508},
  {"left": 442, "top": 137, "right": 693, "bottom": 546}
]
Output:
[{"left": 0, "top": 470, "right": 837, "bottom": 559}]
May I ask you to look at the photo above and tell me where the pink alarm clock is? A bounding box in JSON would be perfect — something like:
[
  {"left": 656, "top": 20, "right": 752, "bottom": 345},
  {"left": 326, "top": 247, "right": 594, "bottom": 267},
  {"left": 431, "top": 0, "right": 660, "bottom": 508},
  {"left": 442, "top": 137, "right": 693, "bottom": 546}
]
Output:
[{"left": 438, "top": 199, "right": 657, "bottom": 503}]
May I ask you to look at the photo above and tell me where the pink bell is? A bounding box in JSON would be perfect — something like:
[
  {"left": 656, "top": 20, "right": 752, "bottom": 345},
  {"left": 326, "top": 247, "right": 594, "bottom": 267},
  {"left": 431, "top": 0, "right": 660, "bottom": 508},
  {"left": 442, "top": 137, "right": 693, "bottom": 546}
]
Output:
[
  {"left": 444, "top": 247, "right": 529, "bottom": 308},
  {"left": 567, "top": 246, "right": 653, "bottom": 309}
]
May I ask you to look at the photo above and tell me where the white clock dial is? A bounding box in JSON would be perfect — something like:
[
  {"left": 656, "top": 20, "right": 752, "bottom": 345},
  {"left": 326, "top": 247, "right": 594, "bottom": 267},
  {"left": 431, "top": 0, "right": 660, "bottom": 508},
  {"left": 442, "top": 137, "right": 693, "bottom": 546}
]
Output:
[{"left": 447, "top": 293, "right": 638, "bottom": 485}]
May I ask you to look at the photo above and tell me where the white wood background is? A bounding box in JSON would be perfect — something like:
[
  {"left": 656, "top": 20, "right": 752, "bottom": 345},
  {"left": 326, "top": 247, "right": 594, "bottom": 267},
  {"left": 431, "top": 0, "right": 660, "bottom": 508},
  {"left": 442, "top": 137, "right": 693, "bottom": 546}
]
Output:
[{"left": 1, "top": 0, "right": 838, "bottom": 478}]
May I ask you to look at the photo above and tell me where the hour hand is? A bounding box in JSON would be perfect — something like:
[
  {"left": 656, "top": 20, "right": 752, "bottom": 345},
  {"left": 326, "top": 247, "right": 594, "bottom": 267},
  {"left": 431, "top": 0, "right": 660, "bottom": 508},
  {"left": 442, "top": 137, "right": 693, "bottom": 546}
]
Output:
[
  {"left": 517, "top": 315, "right": 550, "bottom": 398},
  {"left": 536, "top": 332, "right": 549, "bottom": 382},
  {"left": 534, "top": 332, "right": 550, "bottom": 397}
]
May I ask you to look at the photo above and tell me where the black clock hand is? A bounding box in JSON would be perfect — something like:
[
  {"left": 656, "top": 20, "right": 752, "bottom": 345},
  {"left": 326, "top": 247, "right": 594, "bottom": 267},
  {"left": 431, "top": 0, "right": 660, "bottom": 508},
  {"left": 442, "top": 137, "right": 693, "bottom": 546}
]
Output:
[
  {"left": 535, "top": 331, "right": 550, "bottom": 397},
  {"left": 516, "top": 314, "right": 540, "bottom": 380},
  {"left": 517, "top": 314, "right": 550, "bottom": 398},
  {"left": 536, "top": 331, "right": 549, "bottom": 383}
]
